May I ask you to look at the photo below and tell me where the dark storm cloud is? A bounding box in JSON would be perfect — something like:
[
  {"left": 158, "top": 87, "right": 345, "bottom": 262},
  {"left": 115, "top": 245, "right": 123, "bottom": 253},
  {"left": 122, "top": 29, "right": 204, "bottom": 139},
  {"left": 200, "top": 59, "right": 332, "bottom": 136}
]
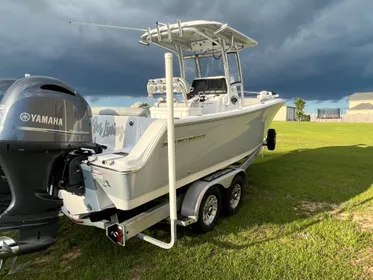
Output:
[{"left": 1, "top": 0, "right": 373, "bottom": 101}]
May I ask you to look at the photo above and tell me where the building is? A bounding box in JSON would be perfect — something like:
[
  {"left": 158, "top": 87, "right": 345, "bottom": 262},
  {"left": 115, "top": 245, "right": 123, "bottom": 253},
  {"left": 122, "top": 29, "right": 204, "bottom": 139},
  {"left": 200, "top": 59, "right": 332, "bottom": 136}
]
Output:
[
  {"left": 346, "top": 92, "right": 373, "bottom": 114},
  {"left": 310, "top": 92, "right": 373, "bottom": 122},
  {"left": 273, "top": 106, "right": 296, "bottom": 121},
  {"left": 316, "top": 108, "right": 341, "bottom": 119}
]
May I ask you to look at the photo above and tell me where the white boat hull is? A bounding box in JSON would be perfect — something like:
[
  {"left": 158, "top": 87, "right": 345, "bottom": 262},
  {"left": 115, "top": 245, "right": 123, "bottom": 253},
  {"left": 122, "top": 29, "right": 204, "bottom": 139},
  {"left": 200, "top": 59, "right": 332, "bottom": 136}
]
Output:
[{"left": 61, "top": 99, "right": 285, "bottom": 214}]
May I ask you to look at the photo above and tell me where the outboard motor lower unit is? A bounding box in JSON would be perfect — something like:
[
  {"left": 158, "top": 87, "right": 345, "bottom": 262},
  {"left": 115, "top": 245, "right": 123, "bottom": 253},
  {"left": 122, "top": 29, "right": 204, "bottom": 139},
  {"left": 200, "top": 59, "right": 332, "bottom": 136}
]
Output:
[{"left": 0, "top": 76, "right": 97, "bottom": 260}]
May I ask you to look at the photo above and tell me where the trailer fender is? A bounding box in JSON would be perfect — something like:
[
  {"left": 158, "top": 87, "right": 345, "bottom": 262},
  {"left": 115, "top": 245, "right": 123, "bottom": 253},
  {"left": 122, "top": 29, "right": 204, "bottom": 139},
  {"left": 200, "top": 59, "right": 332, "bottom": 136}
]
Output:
[{"left": 180, "top": 168, "right": 246, "bottom": 221}]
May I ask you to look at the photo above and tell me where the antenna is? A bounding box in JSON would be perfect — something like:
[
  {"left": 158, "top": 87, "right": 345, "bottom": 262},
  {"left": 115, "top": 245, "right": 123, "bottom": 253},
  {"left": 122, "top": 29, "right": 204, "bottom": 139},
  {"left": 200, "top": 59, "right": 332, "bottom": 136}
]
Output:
[{"left": 69, "top": 21, "right": 147, "bottom": 32}]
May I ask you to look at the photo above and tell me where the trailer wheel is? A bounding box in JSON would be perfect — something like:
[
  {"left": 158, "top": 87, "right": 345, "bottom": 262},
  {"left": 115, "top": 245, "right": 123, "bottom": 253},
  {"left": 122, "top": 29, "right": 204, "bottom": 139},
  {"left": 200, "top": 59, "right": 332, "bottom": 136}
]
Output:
[
  {"left": 222, "top": 175, "right": 244, "bottom": 215},
  {"left": 266, "top": 128, "right": 276, "bottom": 151},
  {"left": 191, "top": 185, "right": 222, "bottom": 233}
]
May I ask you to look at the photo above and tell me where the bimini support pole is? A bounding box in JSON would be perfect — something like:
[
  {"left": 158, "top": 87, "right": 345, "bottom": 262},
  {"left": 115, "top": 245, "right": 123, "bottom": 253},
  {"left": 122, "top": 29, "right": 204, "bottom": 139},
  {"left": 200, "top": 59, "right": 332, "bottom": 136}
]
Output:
[{"left": 137, "top": 53, "right": 177, "bottom": 249}]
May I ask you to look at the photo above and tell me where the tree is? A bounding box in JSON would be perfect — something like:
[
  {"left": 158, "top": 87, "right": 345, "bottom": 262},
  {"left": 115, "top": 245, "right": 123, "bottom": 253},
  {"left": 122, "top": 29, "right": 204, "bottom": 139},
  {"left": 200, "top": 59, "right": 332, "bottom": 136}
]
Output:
[
  {"left": 302, "top": 114, "right": 310, "bottom": 122},
  {"left": 294, "top": 98, "right": 306, "bottom": 121}
]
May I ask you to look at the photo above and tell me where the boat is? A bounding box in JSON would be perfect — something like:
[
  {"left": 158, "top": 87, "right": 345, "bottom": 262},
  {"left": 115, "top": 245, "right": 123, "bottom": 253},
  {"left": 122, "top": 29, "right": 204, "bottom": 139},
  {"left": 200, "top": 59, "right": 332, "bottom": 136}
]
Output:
[{"left": 0, "top": 20, "right": 285, "bottom": 265}]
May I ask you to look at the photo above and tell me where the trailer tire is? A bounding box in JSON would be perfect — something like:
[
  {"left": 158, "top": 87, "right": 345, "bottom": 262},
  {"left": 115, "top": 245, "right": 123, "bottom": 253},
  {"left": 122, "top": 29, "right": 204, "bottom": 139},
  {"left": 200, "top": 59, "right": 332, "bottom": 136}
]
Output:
[
  {"left": 267, "top": 128, "right": 276, "bottom": 151},
  {"left": 191, "top": 185, "right": 222, "bottom": 233},
  {"left": 222, "top": 175, "right": 244, "bottom": 215}
]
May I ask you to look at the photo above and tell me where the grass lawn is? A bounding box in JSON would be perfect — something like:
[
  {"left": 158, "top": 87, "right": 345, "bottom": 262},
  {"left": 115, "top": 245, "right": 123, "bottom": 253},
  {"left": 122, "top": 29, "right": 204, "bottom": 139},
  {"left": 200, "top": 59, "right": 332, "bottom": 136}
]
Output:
[{"left": 3, "top": 122, "right": 373, "bottom": 279}]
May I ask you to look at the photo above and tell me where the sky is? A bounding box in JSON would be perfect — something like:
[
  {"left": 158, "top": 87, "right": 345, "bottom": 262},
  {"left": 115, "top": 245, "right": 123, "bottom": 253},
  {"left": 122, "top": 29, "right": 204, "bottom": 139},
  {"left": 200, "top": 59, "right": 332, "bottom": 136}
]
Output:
[{"left": 1, "top": 0, "right": 373, "bottom": 113}]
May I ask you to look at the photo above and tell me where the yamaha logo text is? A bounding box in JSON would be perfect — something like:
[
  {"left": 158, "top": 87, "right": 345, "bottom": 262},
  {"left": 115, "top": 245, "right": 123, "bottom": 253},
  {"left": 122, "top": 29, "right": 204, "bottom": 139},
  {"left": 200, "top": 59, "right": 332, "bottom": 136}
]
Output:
[{"left": 20, "top": 112, "right": 63, "bottom": 126}]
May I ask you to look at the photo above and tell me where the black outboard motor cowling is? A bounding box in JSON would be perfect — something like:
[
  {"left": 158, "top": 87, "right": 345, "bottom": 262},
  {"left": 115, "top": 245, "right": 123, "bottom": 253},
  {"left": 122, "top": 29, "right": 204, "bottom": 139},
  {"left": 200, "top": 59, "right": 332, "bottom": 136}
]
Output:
[{"left": 0, "top": 76, "right": 95, "bottom": 260}]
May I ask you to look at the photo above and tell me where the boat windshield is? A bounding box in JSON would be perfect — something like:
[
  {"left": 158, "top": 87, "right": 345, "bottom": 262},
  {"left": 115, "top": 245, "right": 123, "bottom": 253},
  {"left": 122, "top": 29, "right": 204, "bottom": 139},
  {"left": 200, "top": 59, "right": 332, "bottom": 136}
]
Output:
[
  {"left": 184, "top": 55, "right": 225, "bottom": 84},
  {"left": 184, "top": 59, "right": 196, "bottom": 85},
  {"left": 199, "top": 56, "right": 225, "bottom": 78},
  {"left": 184, "top": 53, "right": 241, "bottom": 85}
]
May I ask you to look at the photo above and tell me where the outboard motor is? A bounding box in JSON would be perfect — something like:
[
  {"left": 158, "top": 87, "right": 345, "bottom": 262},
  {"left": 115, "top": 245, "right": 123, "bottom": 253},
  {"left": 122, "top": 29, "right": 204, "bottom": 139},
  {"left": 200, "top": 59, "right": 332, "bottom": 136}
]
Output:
[{"left": 0, "top": 76, "right": 98, "bottom": 263}]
